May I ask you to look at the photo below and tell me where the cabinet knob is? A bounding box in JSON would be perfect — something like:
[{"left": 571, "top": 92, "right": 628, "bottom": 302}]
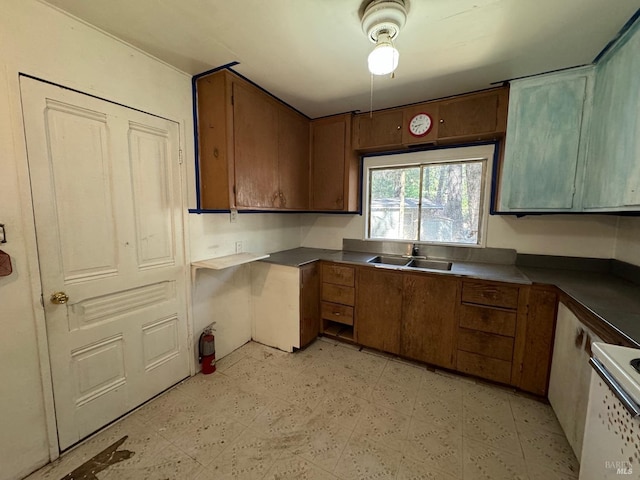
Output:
[
  {"left": 439, "top": 119, "right": 445, "bottom": 124},
  {"left": 397, "top": 125, "right": 401, "bottom": 130}
]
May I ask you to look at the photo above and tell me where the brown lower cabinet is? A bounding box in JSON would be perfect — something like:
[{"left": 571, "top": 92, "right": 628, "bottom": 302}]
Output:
[
  {"left": 355, "top": 267, "right": 403, "bottom": 355},
  {"left": 518, "top": 286, "right": 558, "bottom": 395},
  {"left": 319, "top": 262, "right": 557, "bottom": 396},
  {"left": 299, "top": 262, "right": 320, "bottom": 348},
  {"left": 456, "top": 280, "right": 528, "bottom": 386},
  {"left": 401, "top": 273, "right": 459, "bottom": 369}
]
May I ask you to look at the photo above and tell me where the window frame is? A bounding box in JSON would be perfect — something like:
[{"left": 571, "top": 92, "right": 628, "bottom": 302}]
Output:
[{"left": 362, "top": 144, "right": 496, "bottom": 248}]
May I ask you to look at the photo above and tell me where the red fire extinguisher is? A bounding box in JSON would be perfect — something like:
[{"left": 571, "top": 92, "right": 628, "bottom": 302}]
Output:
[{"left": 198, "top": 323, "right": 216, "bottom": 374}]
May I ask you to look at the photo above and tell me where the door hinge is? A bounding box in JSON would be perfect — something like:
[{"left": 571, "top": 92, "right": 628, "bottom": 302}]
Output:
[{"left": 178, "top": 149, "right": 184, "bottom": 164}]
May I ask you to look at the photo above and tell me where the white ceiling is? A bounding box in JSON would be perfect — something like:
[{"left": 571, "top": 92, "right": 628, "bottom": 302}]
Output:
[{"left": 43, "top": 0, "right": 640, "bottom": 118}]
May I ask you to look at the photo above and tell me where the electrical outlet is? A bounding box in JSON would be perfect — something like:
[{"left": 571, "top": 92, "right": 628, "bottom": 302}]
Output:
[
  {"left": 235, "top": 241, "right": 242, "bottom": 253},
  {"left": 230, "top": 208, "right": 238, "bottom": 223}
]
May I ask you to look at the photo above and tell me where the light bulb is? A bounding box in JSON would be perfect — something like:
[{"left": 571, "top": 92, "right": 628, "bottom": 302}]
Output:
[{"left": 367, "top": 32, "right": 399, "bottom": 75}]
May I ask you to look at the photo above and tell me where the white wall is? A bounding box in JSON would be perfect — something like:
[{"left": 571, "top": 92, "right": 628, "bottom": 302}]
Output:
[
  {"left": 300, "top": 213, "right": 619, "bottom": 258},
  {"left": 189, "top": 213, "right": 302, "bottom": 365},
  {"left": 486, "top": 215, "right": 618, "bottom": 257},
  {"left": 615, "top": 217, "right": 640, "bottom": 266},
  {"left": 0, "top": 1, "right": 192, "bottom": 478}
]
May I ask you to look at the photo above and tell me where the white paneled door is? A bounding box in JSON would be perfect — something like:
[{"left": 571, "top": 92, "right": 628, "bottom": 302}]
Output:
[{"left": 21, "top": 77, "right": 190, "bottom": 450}]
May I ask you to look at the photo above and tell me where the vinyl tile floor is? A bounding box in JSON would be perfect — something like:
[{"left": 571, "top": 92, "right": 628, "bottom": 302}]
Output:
[{"left": 26, "top": 338, "right": 579, "bottom": 480}]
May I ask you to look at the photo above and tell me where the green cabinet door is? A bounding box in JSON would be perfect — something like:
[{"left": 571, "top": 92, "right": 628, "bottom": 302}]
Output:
[
  {"left": 498, "top": 67, "right": 593, "bottom": 211},
  {"left": 583, "top": 22, "right": 640, "bottom": 210}
]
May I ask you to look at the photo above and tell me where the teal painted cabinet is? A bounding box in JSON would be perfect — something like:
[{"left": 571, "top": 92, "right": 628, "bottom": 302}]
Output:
[
  {"left": 583, "top": 21, "right": 640, "bottom": 210},
  {"left": 497, "top": 67, "right": 594, "bottom": 212}
]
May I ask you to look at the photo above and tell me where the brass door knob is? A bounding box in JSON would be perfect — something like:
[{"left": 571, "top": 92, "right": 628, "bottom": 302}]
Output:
[{"left": 50, "top": 292, "right": 69, "bottom": 304}]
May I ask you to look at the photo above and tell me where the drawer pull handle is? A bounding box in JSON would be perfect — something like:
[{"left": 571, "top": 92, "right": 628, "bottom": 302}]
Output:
[{"left": 333, "top": 312, "right": 340, "bottom": 316}]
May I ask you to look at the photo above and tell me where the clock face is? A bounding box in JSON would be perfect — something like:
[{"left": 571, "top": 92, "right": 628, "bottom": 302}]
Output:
[{"left": 409, "top": 113, "right": 432, "bottom": 137}]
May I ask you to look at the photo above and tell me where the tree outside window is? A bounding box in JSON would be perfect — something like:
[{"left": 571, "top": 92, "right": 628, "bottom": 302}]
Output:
[{"left": 368, "top": 159, "right": 485, "bottom": 245}]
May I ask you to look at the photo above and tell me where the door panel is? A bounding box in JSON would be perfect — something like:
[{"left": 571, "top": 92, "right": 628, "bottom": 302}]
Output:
[
  {"left": 21, "top": 77, "right": 190, "bottom": 450},
  {"left": 45, "top": 100, "right": 118, "bottom": 282},
  {"left": 129, "top": 122, "right": 176, "bottom": 268}
]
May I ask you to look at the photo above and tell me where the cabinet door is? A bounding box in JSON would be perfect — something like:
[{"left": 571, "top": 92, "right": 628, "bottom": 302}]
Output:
[
  {"left": 548, "top": 302, "right": 601, "bottom": 460},
  {"left": 196, "top": 72, "right": 232, "bottom": 210},
  {"left": 583, "top": 25, "right": 640, "bottom": 210},
  {"left": 438, "top": 90, "right": 505, "bottom": 139},
  {"left": 300, "top": 262, "right": 320, "bottom": 348},
  {"left": 310, "top": 115, "right": 358, "bottom": 211},
  {"left": 232, "top": 81, "right": 279, "bottom": 208},
  {"left": 354, "top": 110, "right": 403, "bottom": 150},
  {"left": 518, "top": 287, "right": 557, "bottom": 396},
  {"left": 278, "top": 107, "right": 309, "bottom": 209},
  {"left": 401, "top": 273, "right": 459, "bottom": 369},
  {"left": 499, "top": 68, "right": 592, "bottom": 211},
  {"left": 355, "top": 268, "right": 403, "bottom": 354}
]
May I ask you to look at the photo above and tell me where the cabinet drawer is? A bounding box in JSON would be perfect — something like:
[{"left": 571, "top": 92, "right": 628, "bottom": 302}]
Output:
[
  {"left": 322, "top": 283, "right": 355, "bottom": 306},
  {"left": 462, "top": 281, "right": 519, "bottom": 309},
  {"left": 321, "top": 302, "right": 354, "bottom": 326},
  {"left": 457, "top": 328, "right": 514, "bottom": 362},
  {"left": 457, "top": 350, "right": 512, "bottom": 384},
  {"left": 322, "top": 264, "right": 355, "bottom": 287},
  {"left": 459, "top": 304, "right": 517, "bottom": 336}
]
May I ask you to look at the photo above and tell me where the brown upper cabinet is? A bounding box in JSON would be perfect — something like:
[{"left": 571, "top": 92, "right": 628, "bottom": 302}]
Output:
[
  {"left": 196, "top": 69, "right": 507, "bottom": 211},
  {"left": 277, "top": 107, "right": 310, "bottom": 210},
  {"left": 310, "top": 114, "right": 359, "bottom": 211},
  {"left": 352, "top": 86, "right": 509, "bottom": 152},
  {"left": 437, "top": 88, "right": 509, "bottom": 141},
  {"left": 352, "top": 110, "right": 404, "bottom": 150},
  {"left": 196, "top": 70, "right": 310, "bottom": 210}
]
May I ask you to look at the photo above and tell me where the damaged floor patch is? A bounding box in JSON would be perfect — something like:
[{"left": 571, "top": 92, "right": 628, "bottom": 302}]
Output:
[{"left": 60, "top": 436, "right": 134, "bottom": 480}]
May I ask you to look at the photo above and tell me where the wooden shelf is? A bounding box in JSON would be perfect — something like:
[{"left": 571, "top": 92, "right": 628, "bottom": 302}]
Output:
[
  {"left": 192, "top": 252, "right": 270, "bottom": 271},
  {"left": 322, "top": 320, "right": 354, "bottom": 342}
]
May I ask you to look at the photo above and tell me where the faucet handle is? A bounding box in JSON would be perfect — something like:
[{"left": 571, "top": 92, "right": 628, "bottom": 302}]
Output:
[{"left": 411, "top": 243, "right": 420, "bottom": 256}]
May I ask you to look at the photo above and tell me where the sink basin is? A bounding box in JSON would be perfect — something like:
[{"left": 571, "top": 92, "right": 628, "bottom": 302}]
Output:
[
  {"left": 406, "top": 258, "right": 453, "bottom": 271},
  {"left": 367, "top": 255, "right": 411, "bottom": 266}
]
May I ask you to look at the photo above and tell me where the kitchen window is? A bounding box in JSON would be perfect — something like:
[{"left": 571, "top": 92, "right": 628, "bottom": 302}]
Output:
[{"left": 363, "top": 144, "right": 495, "bottom": 246}]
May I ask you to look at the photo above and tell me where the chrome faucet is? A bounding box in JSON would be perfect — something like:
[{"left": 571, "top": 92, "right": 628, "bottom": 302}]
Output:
[{"left": 404, "top": 243, "right": 426, "bottom": 259}]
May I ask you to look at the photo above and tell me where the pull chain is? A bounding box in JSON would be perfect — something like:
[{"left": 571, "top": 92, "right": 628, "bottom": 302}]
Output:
[{"left": 369, "top": 73, "right": 374, "bottom": 118}]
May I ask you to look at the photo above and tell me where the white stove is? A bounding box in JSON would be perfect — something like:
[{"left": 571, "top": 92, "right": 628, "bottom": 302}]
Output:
[{"left": 580, "top": 342, "right": 640, "bottom": 479}]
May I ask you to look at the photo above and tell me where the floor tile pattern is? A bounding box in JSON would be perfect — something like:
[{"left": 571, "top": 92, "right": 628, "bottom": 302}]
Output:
[{"left": 26, "top": 338, "right": 579, "bottom": 480}]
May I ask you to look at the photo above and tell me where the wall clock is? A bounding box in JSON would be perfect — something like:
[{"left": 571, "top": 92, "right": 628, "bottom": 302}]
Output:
[{"left": 408, "top": 113, "right": 432, "bottom": 137}]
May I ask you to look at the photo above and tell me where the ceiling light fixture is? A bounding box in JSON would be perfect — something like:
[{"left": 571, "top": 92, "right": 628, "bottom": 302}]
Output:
[{"left": 361, "top": 0, "right": 407, "bottom": 76}]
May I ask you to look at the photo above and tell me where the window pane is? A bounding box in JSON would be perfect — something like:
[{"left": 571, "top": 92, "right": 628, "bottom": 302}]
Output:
[
  {"left": 420, "top": 161, "right": 483, "bottom": 244},
  {"left": 369, "top": 167, "right": 420, "bottom": 240}
]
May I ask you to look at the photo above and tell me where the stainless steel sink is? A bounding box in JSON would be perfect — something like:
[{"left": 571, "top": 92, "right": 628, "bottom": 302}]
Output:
[
  {"left": 367, "top": 255, "right": 411, "bottom": 266},
  {"left": 406, "top": 258, "right": 453, "bottom": 271}
]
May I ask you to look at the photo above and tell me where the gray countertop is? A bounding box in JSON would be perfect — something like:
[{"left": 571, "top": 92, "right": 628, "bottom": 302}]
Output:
[
  {"left": 262, "top": 247, "right": 640, "bottom": 347},
  {"left": 520, "top": 266, "right": 640, "bottom": 347},
  {"left": 263, "top": 247, "right": 529, "bottom": 284}
]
